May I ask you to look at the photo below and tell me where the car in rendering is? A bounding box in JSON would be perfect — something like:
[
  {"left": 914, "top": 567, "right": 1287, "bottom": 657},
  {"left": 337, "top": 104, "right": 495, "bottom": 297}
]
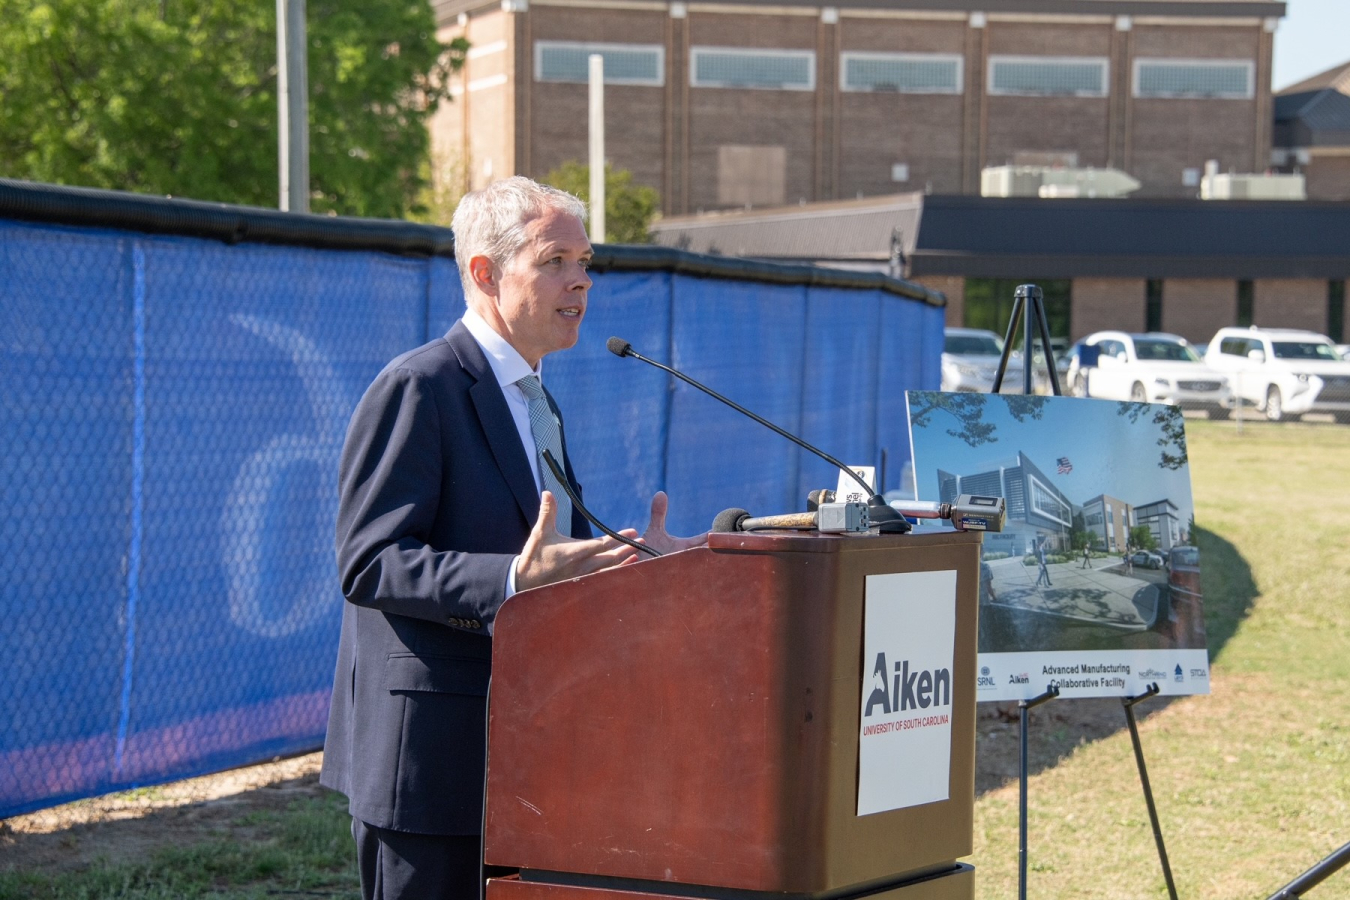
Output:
[
  {"left": 941, "top": 327, "right": 1043, "bottom": 394},
  {"left": 1167, "top": 546, "right": 1200, "bottom": 603},
  {"left": 1203, "top": 327, "right": 1350, "bottom": 422},
  {"left": 1129, "top": 550, "right": 1165, "bottom": 570},
  {"left": 1064, "top": 331, "right": 1233, "bottom": 416}
]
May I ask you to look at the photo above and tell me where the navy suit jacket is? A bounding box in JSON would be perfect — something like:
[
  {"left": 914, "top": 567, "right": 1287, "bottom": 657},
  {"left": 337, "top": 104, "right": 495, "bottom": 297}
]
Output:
[{"left": 321, "top": 321, "right": 589, "bottom": 834}]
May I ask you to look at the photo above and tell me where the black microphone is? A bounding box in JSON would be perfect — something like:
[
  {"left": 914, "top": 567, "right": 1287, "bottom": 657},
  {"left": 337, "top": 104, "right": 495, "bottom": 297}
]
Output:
[
  {"left": 608, "top": 337, "right": 910, "bottom": 534},
  {"left": 541, "top": 450, "right": 660, "bottom": 558}
]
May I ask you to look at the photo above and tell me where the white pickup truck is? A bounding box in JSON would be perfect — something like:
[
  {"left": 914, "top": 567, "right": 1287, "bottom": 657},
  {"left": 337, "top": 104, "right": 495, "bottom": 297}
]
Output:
[{"left": 1065, "top": 331, "right": 1233, "bottom": 416}]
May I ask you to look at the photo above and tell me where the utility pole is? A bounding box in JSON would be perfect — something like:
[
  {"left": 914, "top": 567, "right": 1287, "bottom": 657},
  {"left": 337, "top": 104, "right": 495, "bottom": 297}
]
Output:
[
  {"left": 277, "top": 0, "right": 310, "bottom": 213},
  {"left": 588, "top": 54, "right": 605, "bottom": 243}
]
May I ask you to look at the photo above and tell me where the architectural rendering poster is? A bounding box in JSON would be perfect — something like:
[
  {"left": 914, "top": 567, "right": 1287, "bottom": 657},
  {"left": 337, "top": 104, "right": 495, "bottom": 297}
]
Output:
[{"left": 905, "top": 392, "right": 1210, "bottom": 702}]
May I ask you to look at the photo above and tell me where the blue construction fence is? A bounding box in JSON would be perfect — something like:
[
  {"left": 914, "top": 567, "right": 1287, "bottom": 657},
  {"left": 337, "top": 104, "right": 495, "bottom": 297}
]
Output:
[{"left": 0, "top": 180, "right": 943, "bottom": 818}]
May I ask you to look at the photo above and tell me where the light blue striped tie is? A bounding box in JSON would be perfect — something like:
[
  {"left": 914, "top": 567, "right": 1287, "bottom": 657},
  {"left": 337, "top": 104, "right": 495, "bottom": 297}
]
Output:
[{"left": 517, "top": 375, "right": 572, "bottom": 535}]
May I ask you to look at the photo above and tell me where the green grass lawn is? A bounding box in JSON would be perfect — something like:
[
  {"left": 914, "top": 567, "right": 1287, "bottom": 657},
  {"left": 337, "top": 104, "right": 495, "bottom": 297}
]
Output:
[
  {"left": 973, "top": 418, "right": 1350, "bottom": 899},
  {"left": 4, "top": 418, "right": 1348, "bottom": 899}
]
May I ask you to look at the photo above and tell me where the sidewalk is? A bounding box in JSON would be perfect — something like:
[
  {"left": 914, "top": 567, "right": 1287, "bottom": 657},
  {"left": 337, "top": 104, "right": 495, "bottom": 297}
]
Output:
[{"left": 985, "top": 557, "right": 1161, "bottom": 629}]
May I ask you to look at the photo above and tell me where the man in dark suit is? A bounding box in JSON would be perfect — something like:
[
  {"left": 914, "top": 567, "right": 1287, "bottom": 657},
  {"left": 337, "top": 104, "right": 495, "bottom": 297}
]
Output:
[{"left": 321, "top": 176, "right": 697, "bottom": 900}]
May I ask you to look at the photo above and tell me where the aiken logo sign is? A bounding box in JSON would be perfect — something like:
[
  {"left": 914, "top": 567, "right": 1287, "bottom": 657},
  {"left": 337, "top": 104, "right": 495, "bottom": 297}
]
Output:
[
  {"left": 864, "top": 654, "right": 952, "bottom": 717},
  {"left": 857, "top": 570, "right": 957, "bottom": 816}
]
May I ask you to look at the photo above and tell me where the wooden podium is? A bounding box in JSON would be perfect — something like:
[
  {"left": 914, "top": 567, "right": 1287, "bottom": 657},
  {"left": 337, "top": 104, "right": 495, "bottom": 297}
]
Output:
[{"left": 484, "top": 530, "right": 981, "bottom": 900}]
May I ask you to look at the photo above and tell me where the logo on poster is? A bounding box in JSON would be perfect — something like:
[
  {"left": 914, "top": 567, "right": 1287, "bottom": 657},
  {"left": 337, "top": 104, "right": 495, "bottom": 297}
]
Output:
[
  {"left": 1009, "top": 672, "right": 1029, "bottom": 685},
  {"left": 978, "top": 665, "right": 996, "bottom": 689},
  {"left": 1174, "top": 664, "right": 1185, "bottom": 683},
  {"left": 1189, "top": 667, "right": 1208, "bottom": 679}
]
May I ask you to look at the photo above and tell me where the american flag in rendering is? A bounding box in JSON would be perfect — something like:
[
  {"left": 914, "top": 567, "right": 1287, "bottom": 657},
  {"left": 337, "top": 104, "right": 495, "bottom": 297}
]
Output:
[{"left": 1057, "top": 456, "right": 1073, "bottom": 474}]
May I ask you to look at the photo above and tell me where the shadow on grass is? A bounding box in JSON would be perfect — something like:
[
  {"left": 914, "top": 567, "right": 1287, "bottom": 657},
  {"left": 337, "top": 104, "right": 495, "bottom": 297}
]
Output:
[
  {"left": 0, "top": 768, "right": 359, "bottom": 898},
  {"left": 975, "top": 524, "right": 1258, "bottom": 796}
]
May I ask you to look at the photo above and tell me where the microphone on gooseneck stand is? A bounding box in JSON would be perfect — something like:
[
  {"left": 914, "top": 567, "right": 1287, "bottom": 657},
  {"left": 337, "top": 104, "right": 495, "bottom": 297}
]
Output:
[{"left": 606, "top": 337, "right": 910, "bottom": 534}]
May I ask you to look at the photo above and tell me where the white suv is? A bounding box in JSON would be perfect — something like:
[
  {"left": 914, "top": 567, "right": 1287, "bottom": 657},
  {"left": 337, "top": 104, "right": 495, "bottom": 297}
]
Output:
[
  {"left": 1065, "top": 331, "right": 1233, "bottom": 416},
  {"left": 1203, "top": 327, "right": 1350, "bottom": 423}
]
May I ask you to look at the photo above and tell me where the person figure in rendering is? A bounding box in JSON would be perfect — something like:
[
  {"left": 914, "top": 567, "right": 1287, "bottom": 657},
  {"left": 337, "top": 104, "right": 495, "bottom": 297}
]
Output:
[
  {"left": 1080, "top": 543, "right": 1092, "bottom": 569},
  {"left": 1034, "top": 538, "right": 1053, "bottom": 588},
  {"left": 320, "top": 176, "right": 703, "bottom": 900}
]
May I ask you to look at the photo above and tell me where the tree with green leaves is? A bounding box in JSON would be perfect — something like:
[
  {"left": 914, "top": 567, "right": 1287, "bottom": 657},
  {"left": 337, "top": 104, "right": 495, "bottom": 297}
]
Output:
[
  {"left": 542, "top": 161, "right": 660, "bottom": 244},
  {"left": 0, "top": 0, "right": 466, "bottom": 218},
  {"left": 1129, "top": 524, "right": 1157, "bottom": 552}
]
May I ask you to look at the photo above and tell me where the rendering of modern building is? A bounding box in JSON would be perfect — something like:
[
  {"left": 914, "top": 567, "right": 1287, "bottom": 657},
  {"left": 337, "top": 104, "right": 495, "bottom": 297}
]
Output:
[
  {"left": 1080, "top": 493, "right": 1135, "bottom": 552},
  {"left": 1135, "top": 497, "right": 1183, "bottom": 550},
  {"left": 937, "top": 450, "right": 1073, "bottom": 555}
]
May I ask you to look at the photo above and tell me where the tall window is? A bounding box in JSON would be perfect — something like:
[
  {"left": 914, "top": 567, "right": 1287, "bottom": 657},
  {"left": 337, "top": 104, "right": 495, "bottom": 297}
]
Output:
[
  {"left": 988, "top": 57, "right": 1108, "bottom": 97},
  {"left": 691, "top": 48, "right": 815, "bottom": 90},
  {"left": 840, "top": 53, "right": 962, "bottom": 93},
  {"left": 1133, "top": 59, "right": 1254, "bottom": 99},
  {"left": 1146, "top": 279, "right": 1163, "bottom": 332},
  {"left": 1330, "top": 280, "right": 1346, "bottom": 343},
  {"left": 535, "top": 42, "right": 664, "bottom": 85},
  {"left": 1237, "top": 280, "right": 1254, "bottom": 327},
  {"left": 963, "top": 279, "right": 1072, "bottom": 341}
]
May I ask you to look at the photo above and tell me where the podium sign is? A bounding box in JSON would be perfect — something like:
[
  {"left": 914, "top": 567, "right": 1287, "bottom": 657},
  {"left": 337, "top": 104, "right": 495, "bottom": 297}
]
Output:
[{"left": 858, "top": 570, "right": 958, "bottom": 816}]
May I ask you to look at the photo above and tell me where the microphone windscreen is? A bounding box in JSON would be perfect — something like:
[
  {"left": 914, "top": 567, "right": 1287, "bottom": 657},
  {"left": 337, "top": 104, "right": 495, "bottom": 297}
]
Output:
[
  {"left": 606, "top": 336, "right": 632, "bottom": 357},
  {"left": 711, "top": 508, "right": 750, "bottom": 533}
]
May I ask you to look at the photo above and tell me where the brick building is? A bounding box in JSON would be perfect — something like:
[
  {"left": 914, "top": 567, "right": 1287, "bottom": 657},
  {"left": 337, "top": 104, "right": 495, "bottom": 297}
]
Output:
[
  {"left": 429, "top": 0, "right": 1285, "bottom": 214},
  {"left": 1273, "top": 61, "right": 1350, "bottom": 201},
  {"left": 649, "top": 192, "right": 1350, "bottom": 344}
]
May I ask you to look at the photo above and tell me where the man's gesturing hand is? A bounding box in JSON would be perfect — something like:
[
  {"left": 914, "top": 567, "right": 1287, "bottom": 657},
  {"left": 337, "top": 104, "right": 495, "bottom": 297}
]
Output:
[
  {"left": 641, "top": 491, "right": 708, "bottom": 555},
  {"left": 515, "top": 491, "right": 639, "bottom": 592}
]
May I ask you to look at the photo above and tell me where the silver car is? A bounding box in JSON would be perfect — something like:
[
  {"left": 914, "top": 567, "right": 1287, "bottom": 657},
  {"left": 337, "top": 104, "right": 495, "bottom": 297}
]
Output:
[{"left": 941, "top": 328, "right": 1043, "bottom": 394}]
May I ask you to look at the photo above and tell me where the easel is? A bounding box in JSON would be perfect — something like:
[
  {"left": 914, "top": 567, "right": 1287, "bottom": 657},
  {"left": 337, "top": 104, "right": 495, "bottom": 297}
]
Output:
[{"left": 990, "top": 284, "right": 1178, "bottom": 900}]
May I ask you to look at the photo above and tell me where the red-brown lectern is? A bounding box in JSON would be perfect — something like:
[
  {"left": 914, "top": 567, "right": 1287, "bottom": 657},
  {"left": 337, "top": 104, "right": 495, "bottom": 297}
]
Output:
[{"left": 484, "top": 529, "right": 980, "bottom": 900}]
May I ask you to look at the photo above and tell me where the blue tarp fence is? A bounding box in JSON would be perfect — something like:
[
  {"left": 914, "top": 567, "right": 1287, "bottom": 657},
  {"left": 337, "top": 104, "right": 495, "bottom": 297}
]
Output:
[{"left": 0, "top": 182, "right": 943, "bottom": 818}]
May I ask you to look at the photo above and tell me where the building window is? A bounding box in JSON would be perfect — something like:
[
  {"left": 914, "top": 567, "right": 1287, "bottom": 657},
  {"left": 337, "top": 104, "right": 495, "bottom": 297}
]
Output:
[
  {"left": 1146, "top": 279, "right": 1163, "bottom": 332},
  {"left": 1133, "top": 59, "right": 1254, "bottom": 99},
  {"left": 1237, "top": 280, "right": 1254, "bottom": 327},
  {"left": 840, "top": 52, "right": 962, "bottom": 93},
  {"left": 535, "top": 42, "right": 664, "bottom": 85},
  {"left": 1330, "top": 280, "right": 1346, "bottom": 343},
  {"left": 691, "top": 47, "right": 815, "bottom": 90},
  {"left": 988, "top": 56, "right": 1108, "bottom": 97},
  {"left": 963, "top": 279, "right": 1072, "bottom": 342}
]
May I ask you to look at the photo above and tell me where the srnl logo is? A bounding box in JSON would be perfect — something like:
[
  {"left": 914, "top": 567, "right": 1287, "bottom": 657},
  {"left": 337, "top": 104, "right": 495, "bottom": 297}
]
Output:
[
  {"left": 864, "top": 652, "right": 952, "bottom": 717},
  {"left": 978, "top": 665, "right": 996, "bottom": 689}
]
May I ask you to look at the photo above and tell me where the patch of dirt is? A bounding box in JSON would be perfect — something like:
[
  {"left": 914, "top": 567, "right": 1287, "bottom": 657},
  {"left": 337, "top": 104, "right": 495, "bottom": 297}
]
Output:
[
  {"left": 0, "top": 752, "right": 330, "bottom": 875},
  {"left": 1, "top": 699, "right": 1161, "bottom": 876}
]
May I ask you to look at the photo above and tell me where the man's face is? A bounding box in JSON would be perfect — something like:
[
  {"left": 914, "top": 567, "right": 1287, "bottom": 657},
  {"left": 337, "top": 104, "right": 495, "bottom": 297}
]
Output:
[{"left": 482, "top": 207, "right": 593, "bottom": 368}]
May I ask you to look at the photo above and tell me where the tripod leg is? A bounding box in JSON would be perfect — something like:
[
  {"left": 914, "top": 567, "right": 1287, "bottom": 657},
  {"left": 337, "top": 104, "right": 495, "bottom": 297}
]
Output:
[{"left": 1124, "top": 685, "right": 1179, "bottom": 900}]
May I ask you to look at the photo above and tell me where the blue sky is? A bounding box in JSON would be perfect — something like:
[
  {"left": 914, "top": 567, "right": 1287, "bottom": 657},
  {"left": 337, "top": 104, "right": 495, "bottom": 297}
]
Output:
[
  {"left": 1273, "top": 0, "right": 1350, "bottom": 90},
  {"left": 906, "top": 394, "right": 1196, "bottom": 526}
]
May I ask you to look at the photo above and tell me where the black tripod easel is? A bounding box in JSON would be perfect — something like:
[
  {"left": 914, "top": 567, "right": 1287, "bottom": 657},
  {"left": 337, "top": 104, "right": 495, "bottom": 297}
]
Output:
[
  {"left": 990, "top": 283, "right": 1063, "bottom": 398},
  {"left": 990, "top": 284, "right": 1177, "bottom": 900}
]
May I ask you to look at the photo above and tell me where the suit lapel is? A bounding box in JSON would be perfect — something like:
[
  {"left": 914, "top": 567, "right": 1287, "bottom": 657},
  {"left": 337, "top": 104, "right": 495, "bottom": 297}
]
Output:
[{"left": 445, "top": 322, "right": 541, "bottom": 526}]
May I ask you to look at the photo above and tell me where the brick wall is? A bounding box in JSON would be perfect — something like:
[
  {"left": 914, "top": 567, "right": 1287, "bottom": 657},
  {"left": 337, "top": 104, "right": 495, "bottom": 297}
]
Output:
[
  {"left": 433, "top": 3, "right": 1277, "bottom": 208},
  {"left": 1158, "top": 279, "right": 1236, "bottom": 344},
  {"left": 1071, "top": 278, "right": 1146, "bottom": 339},
  {"left": 1253, "top": 279, "right": 1331, "bottom": 334}
]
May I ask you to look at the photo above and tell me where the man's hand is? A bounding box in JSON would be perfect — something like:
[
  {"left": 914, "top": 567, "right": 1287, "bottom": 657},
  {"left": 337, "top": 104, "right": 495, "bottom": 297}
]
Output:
[
  {"left": 516, "top": 492, "right": 639, "bottom": 592},
  {"left": 641, "top": 491, "right": 708, "bottom": 555}
]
